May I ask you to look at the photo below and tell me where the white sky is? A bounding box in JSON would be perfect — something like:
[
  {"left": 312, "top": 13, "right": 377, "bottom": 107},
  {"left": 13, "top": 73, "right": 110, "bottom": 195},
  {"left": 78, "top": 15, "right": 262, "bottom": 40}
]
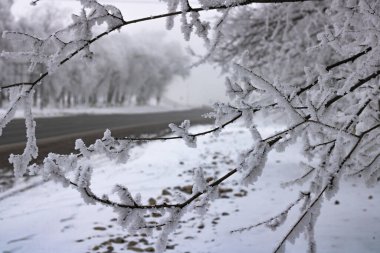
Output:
[{"left": 11, "top": 0, "right": 228, "bottom": 106}]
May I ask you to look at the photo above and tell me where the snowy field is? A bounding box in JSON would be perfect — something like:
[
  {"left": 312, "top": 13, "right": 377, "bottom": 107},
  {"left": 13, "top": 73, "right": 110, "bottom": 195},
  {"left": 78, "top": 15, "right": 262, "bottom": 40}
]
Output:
[{"left": 0, "top": 124, "right": 379, "bottom": 253}]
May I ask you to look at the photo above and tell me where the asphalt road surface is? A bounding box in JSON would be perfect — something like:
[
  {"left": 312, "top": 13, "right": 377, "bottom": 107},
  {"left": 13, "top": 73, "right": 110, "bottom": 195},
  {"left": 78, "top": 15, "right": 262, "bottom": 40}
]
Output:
[{"left": 0, "top": 108, "right": 212, "bottom": 170}]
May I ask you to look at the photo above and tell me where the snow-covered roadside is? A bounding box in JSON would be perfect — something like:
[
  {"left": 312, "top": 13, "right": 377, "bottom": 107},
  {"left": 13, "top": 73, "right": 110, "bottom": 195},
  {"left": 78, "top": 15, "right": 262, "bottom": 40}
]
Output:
[
  {"left": 0, "top": 124, "right": 379, "bottom": 253},
  {"left": 0, "top": 105, "right": 194, "bottom": 119}
]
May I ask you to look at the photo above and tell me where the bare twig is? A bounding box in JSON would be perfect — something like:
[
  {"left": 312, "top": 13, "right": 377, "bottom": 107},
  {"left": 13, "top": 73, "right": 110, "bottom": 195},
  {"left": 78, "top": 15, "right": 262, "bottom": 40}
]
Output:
[
  {"left": 120, "top": 111, "right": 243, "bottom": 142},
  {"left": 231, "top": 192, "right": 309, "bottom": 233},
  {"left": 348, "top": 153, "right": 380, "bottom": 177},
  {"left": 344, "top": 99, "right": 371, "bottom": 131},
  {"left": 281, "top": 166, "right": 316, "bottom": 188},
  {"left": 305, "top": 140, "right": 335, "bottom": 151},
  {"left": 326, "top": 47, "right": 372, "bottom": 71},
  {"left": 324, "top": 71, "right": 380, "bottom": 109}
]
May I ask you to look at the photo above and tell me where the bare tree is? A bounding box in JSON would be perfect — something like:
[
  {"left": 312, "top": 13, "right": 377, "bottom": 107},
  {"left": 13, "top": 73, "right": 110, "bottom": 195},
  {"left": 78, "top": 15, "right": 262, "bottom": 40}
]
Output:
[{"left": 0, "top": 0, "right": 379, "bottom": 252}]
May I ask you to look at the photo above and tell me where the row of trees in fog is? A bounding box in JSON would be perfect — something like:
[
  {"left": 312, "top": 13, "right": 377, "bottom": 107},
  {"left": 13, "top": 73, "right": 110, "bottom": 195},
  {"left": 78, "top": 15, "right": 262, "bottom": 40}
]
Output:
[
  {"left": 34, "top": 34, "right": 189, "bottom": 108},
  {"left": 0, "top": 1, "right": 189, "bottom": 108}
]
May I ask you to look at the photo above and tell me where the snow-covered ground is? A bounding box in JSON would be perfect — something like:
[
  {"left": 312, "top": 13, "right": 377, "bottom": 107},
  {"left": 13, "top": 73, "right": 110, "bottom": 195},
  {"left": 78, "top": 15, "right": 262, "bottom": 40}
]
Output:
[
  {"left": 0, "top": 104, "right": 193, "bottom": 119},
  {"left": 0, "top": 124, "right": 379, "bottom": 253}
]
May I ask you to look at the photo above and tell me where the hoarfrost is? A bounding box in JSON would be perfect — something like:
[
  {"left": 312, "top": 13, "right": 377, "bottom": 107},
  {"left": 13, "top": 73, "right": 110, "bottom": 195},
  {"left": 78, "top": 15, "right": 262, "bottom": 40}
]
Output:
[
  {"left": 239, "top": 141, "right": 269, "bottom": 186},
  {"left": 8, "top": 90, "right": 38, "bottom": 177},
  {"left": 156, "top": 208, "right": 184, "bottom": 253},
  {"left": 192, "top": 167, "right": 207, "bottom": 193},
  {"left": 169, "top": 120, "right": 197, "bottom": 148}
]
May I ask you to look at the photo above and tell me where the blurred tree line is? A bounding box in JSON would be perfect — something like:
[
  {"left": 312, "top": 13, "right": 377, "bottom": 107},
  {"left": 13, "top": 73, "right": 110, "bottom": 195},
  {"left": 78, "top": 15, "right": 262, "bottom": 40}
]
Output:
[{"left": 0, "top": 1, "right": 189, "bottom": 108}]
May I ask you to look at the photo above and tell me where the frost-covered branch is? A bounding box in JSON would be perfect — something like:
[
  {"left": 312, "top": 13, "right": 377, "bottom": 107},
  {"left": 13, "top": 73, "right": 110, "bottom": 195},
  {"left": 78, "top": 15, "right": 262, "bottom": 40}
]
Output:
[
  {"left": 324, "top": 70, "right": 380, "bottom": 109},
  {"left": 231, "top": 192, "right": 310, "bottom": 233},
  {"left": 281, "top": 164, "right": 316, "bottom": 188},
  {"left": 123, "top": 111, "right": 242, "bottom": 142},
  {"left": 273, "top": 124, "right": 380, "bottom": 253},
  {"left": 25, "top": 112, "right": 314, "bottom": 221},
  {"left": 295, "top": 47, "right": 373, "bottom": 97}
]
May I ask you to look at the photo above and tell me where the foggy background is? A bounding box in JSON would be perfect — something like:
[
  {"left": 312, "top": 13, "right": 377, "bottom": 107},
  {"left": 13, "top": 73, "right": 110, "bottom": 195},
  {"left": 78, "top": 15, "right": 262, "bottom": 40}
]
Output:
[{"left": 11, "top": 0, "right": 228, "bottom": 106}]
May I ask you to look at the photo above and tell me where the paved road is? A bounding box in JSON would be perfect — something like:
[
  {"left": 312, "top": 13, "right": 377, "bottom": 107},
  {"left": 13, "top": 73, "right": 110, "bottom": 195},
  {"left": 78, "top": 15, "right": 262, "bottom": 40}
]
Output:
[{"left": 0, "top": 108, "right": 212, "bottom": 170}]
